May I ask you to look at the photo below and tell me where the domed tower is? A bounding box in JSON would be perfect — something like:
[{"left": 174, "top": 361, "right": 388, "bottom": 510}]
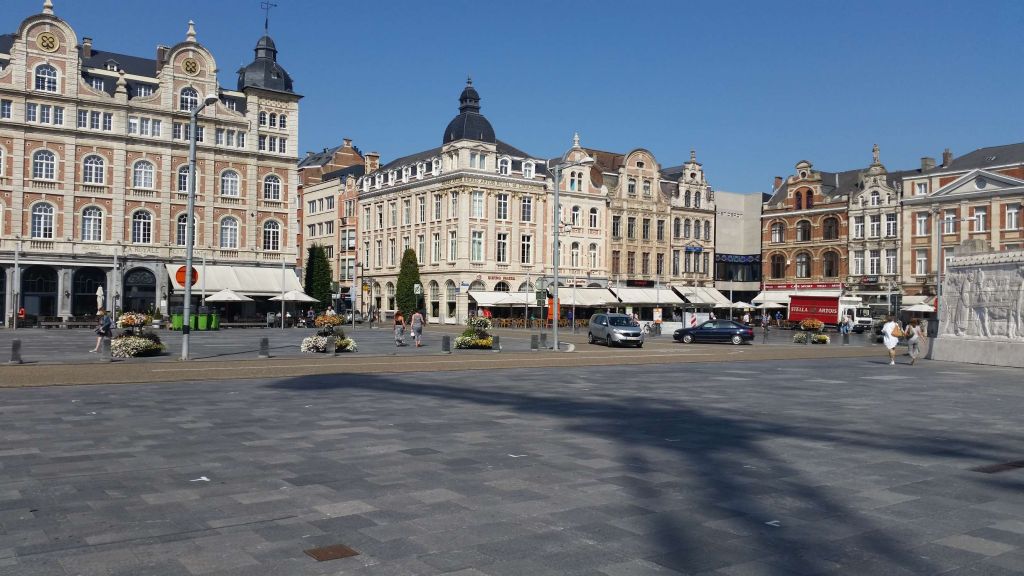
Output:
[
  {"left": 237, "top": 34, "right": 294, "bottom": 93},
  {"left": 443, "top": 78, "right": 495, "bottom": 144}
]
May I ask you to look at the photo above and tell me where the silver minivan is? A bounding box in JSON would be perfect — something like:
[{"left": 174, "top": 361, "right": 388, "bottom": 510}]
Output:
[{"left": 588, "top": 313, "right": 645, "bottom": 347}]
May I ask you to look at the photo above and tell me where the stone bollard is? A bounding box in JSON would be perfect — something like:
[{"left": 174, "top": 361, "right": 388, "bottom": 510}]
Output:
[
  {"left": 99, "top": 337, "right": 112, "bottom": 363},
  {"left": 9, "top": 339, "right": 23, "bottom": 365},
  {"left": 325, "top": 337, "right": 336, "bottom": 356},
  {"left": 441, "top": 335, "right": 452, "bottom": 354},
  {"left": 492, "top": 335, "right": 500, "bottom": 352},
  {"left": 842, "top": 332, "right": 850, "bottom": 345},
  {"left": 539, "top": 333, "right": 548, "bottom": 350},
  {"left": 530, "top": 334, "right": 539, "bottom": 352},
  {"left": 258, "top": 337, "right": 270, "bottom": 358},
  {"left": 804, "top": 331, "right": 810, "bottom": 345}
]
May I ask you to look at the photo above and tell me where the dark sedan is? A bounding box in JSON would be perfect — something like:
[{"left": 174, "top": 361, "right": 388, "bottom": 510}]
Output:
[{"left": 674, "top": 320, "right": 754, "bottom": 345}]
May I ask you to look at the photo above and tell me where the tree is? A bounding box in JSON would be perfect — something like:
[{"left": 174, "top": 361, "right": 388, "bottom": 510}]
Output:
[
  {"left": 304, "top": 244, "right": 333, "bottom": 312},
  {"left": 395, "top": 248, "right": 422, "bottom": 318}
]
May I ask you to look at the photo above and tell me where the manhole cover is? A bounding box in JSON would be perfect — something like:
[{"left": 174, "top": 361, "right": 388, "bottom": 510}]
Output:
[
  {"left": 304, "top": 544, "right": 359, "bottom": 562},
  {"left": 971, "top": 460, "right": 1024, "bottom": 474}
]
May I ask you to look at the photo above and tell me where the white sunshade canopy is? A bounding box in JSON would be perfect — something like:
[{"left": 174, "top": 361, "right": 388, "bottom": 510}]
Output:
[
  {"left": 269, "top": 290, "right": 319, "bottom": 302},
  {"left": 558, "top": 287, "right": 614, "bottom": 307},
  {"left": 674, "top": 286, "right": 732, "bottom": 307},
  {"left": 902, "top": 303, "right": 935, "bottom": 312},
  {"left": 166, "top": 264, "right": 302, "bottom": 297},
  {"left": 752, "top": 289, "right": 841, "bottom": 304},
  {"left": 609, "top": 287, "right": 685, "bottom": 305},
  {"left": 203, "top": 288, "right": 254, "bottom": 302},
  {"left": 730, "top": 301, "right": 755, "bottom": 309}
]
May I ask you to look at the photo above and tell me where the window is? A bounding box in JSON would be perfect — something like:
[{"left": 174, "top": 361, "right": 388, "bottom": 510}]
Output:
[
  {"left": 627, "top": 217, "right": 636, "bottom": 239},
  {"left": 268, "top": 113, "right": 277, "bottom": 128},
  {"left": 853, "top": 250, "right": 864, "bottom": 275},
  {"left": 496, "top": 194, "right": 508, "bottom": 220},
  {"left": 869, "top": 215, "right": 881, "bottom": 238},
  {"left": 418, "top": 196, "right": 426, "bottom": 223},
  {"left": 53, "top": 106, "right": 64, "bottom": 125},
  {"left": 641, "top": 218, "right": 650, "bottom": 240},
  {"left": 390, "top": 202, "right": 397, "bottom": 225},
  {"left": 135, "top": 84, "right": 154, "bottom": 97},
  {"left": 589, "top": 207, "right": 599, "bottom": 228},
  {"left": 258, "top": 135, "right": 266, "bottom": 151},
  {"left": 885, "top": 213, "right": 898, "bottom": 237},
  {"left": 684, "top": 219, "right": 691, "bottom": 239},
  {"left": 612, "top": 215, "right": 621, "bottom": 238},
  {"left": 433, "top": 194, "right": 442, "bottom": 220},
  {"left": 657, "top": 220, "right": 665, "bottom": 241},
  {"left": 805, "top": 191, "right": 814, "bottom": 209},
  {"left": 885, "top": 248, "right": 897, "bottom": 274},
  {"left": 263, "top": 221, "right": 281, "bottom": 251},
  {"left": 403, "top": 198, "right": 411, "bottom": 224},
  {"left": 520, "top": 196, "right": 532, "bottom": 222},
  {"left": 1007, "top": 205, "right": 1020, "bottom": 230},
  {"left": 131, "top": 210, "right": 152, "bottom": 244},
  {"left": 795, "top": 193, "right": 802, "bottom": 210},
  {"left": 471, "top": 231, "right": 484, "bottom": 261},
  {"left": 25, "top": 103, "right": 38, "bottom": 122},
  {"left": 496, "top": 232, "right": 508, "bottom": 263},
  {"left": 236, "top": 132, "right": 244, "bottom": 147},
  {"left": 641, "top": 252, "right": 649, "bottom": 275},
  {"left": 179, "top": 87, "right": 198, "bottom": 111},
  {"left": 868, "top": 249, "right": 880, "bottom": 275},
  {"left": 279, "top": 115, "right": 287, "bottom": 128},
  {"left": 258, "top": 111, "right": 267, "bottom": 126},
  {"left": 220, "top": 171, "right": 239, "bottom": 196},
  {"left": 672, "top": 250, "right": 680, "bottom": 276},
  {"left": 915, "top": 249, "right": 928, "bottom": 275},
  {"left": 31, "top": 203, "right": 55, "bottom": 239},
  {"left": 215, "top": 128, "right": 224, "bottom": 145},
  {"left": 38, "top": 104, "right": 49, "bottom": 123},
  {"left": 176, "top": 214, "right": 196, "bottom": 246},
  {"left": 852, "top": 216, "right": 863, "bottom": 239},
  {"left": 642, "top": 180, "right": 651, "bottom": 196},
  {"left": 870, "top": 191, "right": 880, "bottom": 206},
  {"left": 915, "top": 182, "right": 928, "bottom": 196},
  {"left": 81, "top": 207, "right": 102, "bottom": 241},
  {"left": 694, "top": 191, "right": 701, "bottom": 208},
  {"left": 523, "top": 162, "right": 534, "bottom": 179},
  {"left": 0, "top": 99, "right": 11, "bottom": 119},
  {"left": 268, "top": 137, "right": 277, "bottom": 152},
  {"left": 90, "top": 111, "right": 100, "bottom": 129},
  {"left": 627, "top": 178, "right": 636, "bottom": 195},
  {"left": 612, "top": 250, "right": 620, "bottom": 274},
  {"left": 943, "top": 211, "right": 957, "bottom": 234},
  {"left": 915, "top": 212, "right": 929, "bottom": 236},
  {"left": 704, "top": 221, "right": 711, "bottom": 240},
  {"left": 376, "top": 205, "right": 383, "bottom": 229},
  {"left": 684, "top": 190, "right": 691, "bottom": 207},
  {"left": 263, "top": 175, "right": 281, "bottom": 200},
  {"left": 449, "top": 231, "right": 458, "bottom": 261},
  {"left": 589, "top": 243, "right": 599, "bottom": 268},
  {"left": 974, "top": 207, "right": 987, "bottom": 232},
  {"left": 498, "top": 158, "right": 510, "bottom": 175},
  {"left": 177, "top": 166, "right": 190, "bottom": 193},
  {"left": 82, "top": 155, "right": 104, "bottom": 184},
  {"left": 571, "top": 206, "right": 581, "bottom": 227},
  {"left": 89, "top": 77, "right": 105, "bottom": 92},
  {"left": 520, "top": 234, "right": 532, "bottom": 264},
  {"left": 128, "top": 117, "right": 139, "bottom": 134},
  {"left": 571, "top": 242, "right": 580, "bottom": 267},
  {"left": 35, "top": 64, "right": 58, "bottom": 92},
  {"left": 771, "top": 254, "right": 786, "bottom": 279},
  {"left": 771, "top": 222, "right": 785, "bottom": 243},
  {"left": 627, "top": 252, "right": 635, "bottom": 274},
  {"left": 450, "top": 192, "right": 459, "bottom": 216},
  {"left": 823, "top": 217, "right": 839, "bottom": 240},
  {"left": 796, "top": 220, "right": 811, "bottom": 242},
  {"left": 471, "top": 191, "right": 484, "bottom": 218},
  {"left": 33, "top": 150, "right": 55, "bottom": 180},
  {"left": 795, "top": 253, "right": 811, "bottom": 278},
  {"left": 102, "top": 113, "right": 112, "bottom": 131},
  {"left": 569, "top": 171, "right": 582, "bottom": 191},
  {"left": 432, "top": 232, "right": 441, "bottom": 262}
]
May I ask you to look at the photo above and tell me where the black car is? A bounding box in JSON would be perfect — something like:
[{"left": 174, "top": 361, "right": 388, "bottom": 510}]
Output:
[{"left": 674, "top": 320, "right": 754, "bottom": 345}]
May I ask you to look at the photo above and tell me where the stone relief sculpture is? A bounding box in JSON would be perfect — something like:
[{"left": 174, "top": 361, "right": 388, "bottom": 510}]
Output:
[{"left": 939, "top": 255, "right": 1024, "bottom": 341}]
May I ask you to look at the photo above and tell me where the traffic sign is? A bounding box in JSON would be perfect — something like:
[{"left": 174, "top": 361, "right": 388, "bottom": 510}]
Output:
[
  {"left": 175, "top": 266, "right": 198, "bottom": 287},
  {"left": 414, "top": 283, "right": 422, "bottom": 295}
]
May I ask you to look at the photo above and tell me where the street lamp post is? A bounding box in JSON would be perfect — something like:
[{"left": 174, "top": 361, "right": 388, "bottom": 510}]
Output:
[
  {"left": 12, "top": 240, "right": 21, "bottom": 331},
  {"left": 551, "top": 152, "right": 594, "bottom": 352},
  {"left": 181, "top": 94, "right": 219, "bottom": 361},
  {"left": 352, "top": 262, "right": 361, "bottom": 331}
]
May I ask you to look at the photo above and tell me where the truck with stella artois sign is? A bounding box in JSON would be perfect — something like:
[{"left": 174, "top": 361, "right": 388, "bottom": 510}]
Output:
[{"left": 788, "top": 295, "right": 873, "bottom": 332}]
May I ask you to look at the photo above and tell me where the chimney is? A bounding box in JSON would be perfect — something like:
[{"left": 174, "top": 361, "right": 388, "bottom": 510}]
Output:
[
  {"left": 920, "top": 157, "right": 936, "bottom": 171},
  {"left": 773, "top": 176, "right": 783, "bottom": 190},
  {"left": 365, "top": 151, "right": 380, "bottom": 173},
  {"left": 81, "top": 37, "right": 92, "bottom": 58},
  {"left": 156, "top": 45, "right": 168, "bottom": 66},
  {"left": 942, "top": 148, "right": 953, "bottom": 167},
  {"left": 342, "top": 138, "right": 352, "bottom": 148}
]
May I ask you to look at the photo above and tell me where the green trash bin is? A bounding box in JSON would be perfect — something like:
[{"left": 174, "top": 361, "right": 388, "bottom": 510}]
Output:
[
  {"left": 171, "top": 313, "right": 183, "bottom": 331},
  {"left": 210, "top": 313, "right": 220, "bottom": 330},
  {"left": 197, "top": 314, "right": 210, "bottom": 331},
  {"left": 189, "top": 314, "right": 198, "bottom": 330}
]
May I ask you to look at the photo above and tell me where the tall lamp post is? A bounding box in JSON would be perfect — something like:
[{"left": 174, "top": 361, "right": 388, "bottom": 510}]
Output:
[
  {"left": 352, "top": 262, "right": 362, "bottom": 331},
  {"left": 551, "top": 152, "right": 594, "bottom": 352},
  {"left": 181, "top": 93, "right": 219, "bottom": 361}
]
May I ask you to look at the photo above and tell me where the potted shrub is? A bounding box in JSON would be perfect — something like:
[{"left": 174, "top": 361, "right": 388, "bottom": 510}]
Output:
[
  {"left": 455, "top": 316, "right": 494, "bottom": 349},
  {"left": 300, "top": 314, "right": 358, "bottom": 353}
]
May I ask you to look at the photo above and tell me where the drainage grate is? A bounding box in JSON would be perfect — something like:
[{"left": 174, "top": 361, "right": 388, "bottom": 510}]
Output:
[
  {"left": 304, "top": 544, "right": 359, "bottom": 562},
  {"left": 971, "top": 460, "right": 1024, "bottom": 474}
]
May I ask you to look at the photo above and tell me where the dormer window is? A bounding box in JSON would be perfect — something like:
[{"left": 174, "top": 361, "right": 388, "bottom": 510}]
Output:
[
  {"left": 637, "top": 161, "right": 645, "bottom": 169},
  {"left": 389, "top": 171, "right": 396, "bottom": 184},
  {"left": 105, "top": 61, "right": 119, "bottom": 71},
  {"left": 870, "top": 191, "right": 880, "bottom": 206},
  {"left": 402, "top": 167, "right": 410, "bottom": 182},
  {"left": 89, "top": 77, "right": 105, "bottom": 91},
  {"left": 135, "top": 84, "right": 154, "bottom": 97},
  {"left": 432, "top": 159, "right": 440, "bottom": 175},
  {"left": 498, "top": 158, "right": 510, "bottom": 175},
  {"left": 523, "top": 161, "right": 534, "bottom": 179}
]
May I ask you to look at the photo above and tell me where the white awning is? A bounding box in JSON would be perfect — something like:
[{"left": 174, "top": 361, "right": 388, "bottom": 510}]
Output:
[
  {"left": 609, "top": 287, "right": 685, "bottom": 305},
  {"left": 901, "top": 295, "right": 936, "bottom": 306},
  {"left": 558, "top": 287, "right": 613, "bottom": 307},
  {"left": 676, "top": 286, "right": 732, "bottom": 307},
  {"left": 752, "top": 289, "right": 842, "bottom": 304},
  {"left": 165, "top": 264, "right": 302, "bottom": 297},
  {"left": 468, "top": 291, "right": 510, "bottom": 307},
  {"left": 503, "top": 292, "right": 543, "bottom": 308}
]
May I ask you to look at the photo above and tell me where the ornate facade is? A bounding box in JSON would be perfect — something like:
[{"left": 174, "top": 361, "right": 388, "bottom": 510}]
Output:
[{"left": 0, "top": 2, "right": 299, "bottom": 323}]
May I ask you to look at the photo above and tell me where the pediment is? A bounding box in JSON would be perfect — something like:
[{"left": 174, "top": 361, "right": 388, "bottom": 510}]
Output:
[{"left": 931, "top": 169, "right": 1024, "bottom": 197}]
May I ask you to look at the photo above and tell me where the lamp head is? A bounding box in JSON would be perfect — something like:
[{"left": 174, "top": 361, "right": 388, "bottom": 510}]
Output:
[{"left": 203, "top": 94, "right": 219, "bottom": 106}]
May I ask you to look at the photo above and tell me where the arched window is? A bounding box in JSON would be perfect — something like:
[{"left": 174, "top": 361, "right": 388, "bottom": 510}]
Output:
[
  {"left": 673, "top": 218, "right": 681, "bottom": 238},
  {"left": 683, "top": 219, "right": 691, "bottom": 238},
  {"left": 494, "top": 281, "right": 510, "bottom": 292},
  {"left": 684, "top": 190, "right": 691, "bottom": 207},
  {"left": 589, "top": 243, "right": 598, "bottom": 268},
  {"left": 83, "top": 155, "right": 105, "bottom": 184},
  {"left": 771, "top": 222, "right": 785, "bottom": 243},
  {"left": 262, "top": 220, "right": 280, "bottom": 251},
  {"left": 589, "top": 207, "right": 599, "bottom": 228},
  {"left": 522, "top": 161, "right": 534, "bottom": 179},
  {"left": 795, "top": 253, "right": 811, "bottom": 278},
  {"left": 179, "top": 87, "right": 198, "bottom": 111},
  {"left": 822, "top": 217, "right": 839, "bottom": 240},
  {"left": 220, "top": 170, "right": 239, "bottom": 196},
  {"left": 627, "top": 178, "right": 636, "bottom": 195},
  {"left": 429, "top": 280, "right": 440, "bottom": 302},
  {"left": 805, "top": 191, "right": 814, "bottom": 209},
  {"left": 131, "top": 210, "right": 153, "bottom": 243},
  {"left": 176, "top": 214, "right": 197, "bottom": 246},
  {"left": 177, "top": 166, "right": 190, "bottom": 192},
  {"left": 642, "top": 180, "right": 651, "bottom": 196},
  {"left": 81, "top": 207, "right": 103, "bottom": 241},
  {"left": 498, "top": 158, "right": 510, "bottom": 175},
  {"left": 571, "top": 206, "right": 581, "bottom": 227},
  {"left": 870, "top": 191, "right": 880, "bottom": 206},
  {"left": 278, "top": 115, "right": 287, "bottom": 129},
  {"left": 795, "top": 193, "right": 803, "bottom": 210},
  {"left": 694, "top": 190, "right": 701, "bottom": 208},
  {"left": 770, "top": 254, "right": 786, "bottom": 279},
  {"left": 33, "top": 150, "right": 56, "bottom": 180},
  {"left": 386, "top": 282, "right": 395, "bottom": 310},
  {"left": 445, "top": 280, "right": 457, "bottom": 318},
  {"left": 796, "top": 220, "right": 811, "bottom": 242},
  {"left": 219, "top": 217, "right": 238, "bottom": 248},
  {"left": 693, "top": 220, "right": 701, "bottom": 240},
  {"left": 258, "top": 111, "right": 267, "bottom": 126},
  {"left": 35, "top": 64, "right": 58, "bottom": 92},
  {"left": 133, "top": 160, "right": 154, "bottom": 189},
  {"left": 263, "top": 175, "right": 281, "bottom": 200},
  {"left": 31, "top": 203, "right": 54, "bottom": 238},
  {"left": 704, "top": 221, "right": 711, "bottom": 239},
  {"left": 823, "top": 251, "right": 839, "bottom": 277},
  {"left": 571, "top": 242, "right": 580, "bottom": 267},
  {"left": 268, "top": 113, "right": 277, "bottom": 128}
]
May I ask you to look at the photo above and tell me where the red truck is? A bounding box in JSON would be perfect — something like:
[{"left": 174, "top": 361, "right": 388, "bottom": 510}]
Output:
[{"left": 789, "top": 295, "right": 872, "bottom": 332}]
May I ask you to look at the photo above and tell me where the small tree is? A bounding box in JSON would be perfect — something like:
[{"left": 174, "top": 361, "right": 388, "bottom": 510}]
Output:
[
  {"left": 395, "top": 248, "right": 422, "bottom": 318},
  {"left": 304, "top": 244, "right": 334, "bottom": 312}
]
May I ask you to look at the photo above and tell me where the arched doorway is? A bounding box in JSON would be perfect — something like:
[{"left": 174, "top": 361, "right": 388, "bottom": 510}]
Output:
[
  {"left": 123, "top": 267, "right": 156, "bottom": 313},
  {"left": 21, "top": 265, "right": 58, "bottom": 317},
  {"left": 72, "top": 267, "right": 107, "bottom": 316}
]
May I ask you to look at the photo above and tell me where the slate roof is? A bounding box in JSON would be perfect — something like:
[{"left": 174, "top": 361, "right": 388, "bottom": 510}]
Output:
[
  {"left": 298, "top": 146, "right": 343, "bottom": 169},
  {"left": 82, "top": 49, "right": 157, "bottom": 77},
  {"left": 0, "top": 34, "right": 14, "bottom": 54},
  {"left": 930, "top": 142, "right": 1024, "bottom": 173},
  {"left": 374, "top": 139, "right": 545, "bottom": 178},
  {"left": 322, "top": 164, "right": 365, "bottom": 182}
]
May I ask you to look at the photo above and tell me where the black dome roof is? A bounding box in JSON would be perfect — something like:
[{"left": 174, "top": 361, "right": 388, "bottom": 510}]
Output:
[
  {"left": 237, "top": 34, "right": 294, "bottom": 93},
  {"left": 443, "top": 78, "right": 495, "bottom": 144}
]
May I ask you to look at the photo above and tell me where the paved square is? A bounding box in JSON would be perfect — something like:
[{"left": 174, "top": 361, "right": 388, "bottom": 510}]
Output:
[{"left": 1, "top": 358, "right": 1022, "bottom": 575}]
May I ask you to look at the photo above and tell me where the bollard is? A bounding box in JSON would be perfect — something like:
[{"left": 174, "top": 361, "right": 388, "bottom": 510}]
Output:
[
  {"left": 492, "top": 335, "right": 500, "bottom": 352},
  {"left": 99, "top": 337, "right": 112, "bottom": 363},
  {"left": 842, "top": 332, "right": 850, "bottom": 346},
  {"left": 441, "top": 335, "right": 452, "bottom": 354},
  {"left": 530, "top": 334, "right": 539, "bottom": 352},
  {"left": 258, "top": 337, "right": 270, "bottom": 358},
  {"left": 325, "top": 337, "right": 336, "bottom": 356},
  {"left": 8, "top": 339, "right": 23, "bottom": 365},
  {"left": 539, "top": 333, "right": 548, "bottom": 350},
  {"left": 804, "top": 331, "right": 809, "bottom": 345}
]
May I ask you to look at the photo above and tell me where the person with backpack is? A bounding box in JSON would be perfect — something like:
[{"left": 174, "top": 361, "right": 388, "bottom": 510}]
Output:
[
  {"left": 410, "top": 309, "right": 425, "bottom": 348},
  {"left": 905, "top": 318, "right": 926, "bottom": 365},
  {"left": 393, "top": 311, "right": 407, "bottom": 347},
  {"left": 90, "top": 309, "right": 113, "bottom": 353},
  {"left": 881, "top": 315, "right": 902, "bottom": 365}
]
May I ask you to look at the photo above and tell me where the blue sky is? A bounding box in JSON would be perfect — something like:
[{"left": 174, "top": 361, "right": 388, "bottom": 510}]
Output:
[{"left": 8, "top": 0, "right": 1023, "bottom": 192}]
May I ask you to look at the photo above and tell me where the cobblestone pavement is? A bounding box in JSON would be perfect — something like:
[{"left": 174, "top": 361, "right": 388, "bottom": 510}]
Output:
[{"left": 1, "top": 357, "right": 1022, "bottom": 575}]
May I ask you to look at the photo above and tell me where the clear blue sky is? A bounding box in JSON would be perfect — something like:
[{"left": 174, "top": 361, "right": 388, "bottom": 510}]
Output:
[{"left": 8, "top": 0, "right": 1023, "bottom": 192}]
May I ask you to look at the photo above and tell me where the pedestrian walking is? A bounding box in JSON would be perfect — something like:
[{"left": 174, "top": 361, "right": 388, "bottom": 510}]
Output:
[
  {"left": 411, "top": 309, "right": 425, "bottom": 347},
  {"left": 90, "top": 309, "right": 112, "bottom": 353},
  {"left": 905, "top": 318, "right": 926, "bottom": 365},
  {"left": 393, "top": 310, "right": 407, "bottom": 346},
  {"left": 325, "top": 305, "right": 336, "bottom": 317},
  {"left": 775, "top": 310, "right": 783, "bottom": 327},
  {"left": 761, "top": 312, "right": 771, "bottom": 332},
  {"left": 881, "top": 315, "right": 902, "bottom": 365},
  {"left": 742, "top": 311, "right": 751, "bottom": 325}
]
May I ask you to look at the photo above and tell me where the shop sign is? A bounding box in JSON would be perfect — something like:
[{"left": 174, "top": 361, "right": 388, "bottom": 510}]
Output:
[{"left": 763, "top": 282, "right": 841, "bottom": 290}]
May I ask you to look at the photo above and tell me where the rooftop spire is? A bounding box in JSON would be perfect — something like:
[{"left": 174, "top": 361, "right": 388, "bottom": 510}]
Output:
[
  {"left": 261, "top": 1, "right": 277, "bottom": 33},
  {"left": 42, "top": 0, "right": 53, "bottom": 15},
  {"left": 690, "top": 149, "right": 697, "bottom": 162},
  {"left": 186, "top": 20, "right": 196, "bottom": 42},
  {"left": 572, "top": 131, "right": 580, "bottom": 148}
]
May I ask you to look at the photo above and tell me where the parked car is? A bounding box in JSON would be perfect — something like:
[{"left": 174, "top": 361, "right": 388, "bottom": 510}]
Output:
[
  {"left": 342, "top": 310, "right": 364, "bottom": 324},
  {"left": 674, "top": 320, "right": 754, "bottom": 345},
  {"left": 588, "top": 313, "right": 645, "bottom": 347}
]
